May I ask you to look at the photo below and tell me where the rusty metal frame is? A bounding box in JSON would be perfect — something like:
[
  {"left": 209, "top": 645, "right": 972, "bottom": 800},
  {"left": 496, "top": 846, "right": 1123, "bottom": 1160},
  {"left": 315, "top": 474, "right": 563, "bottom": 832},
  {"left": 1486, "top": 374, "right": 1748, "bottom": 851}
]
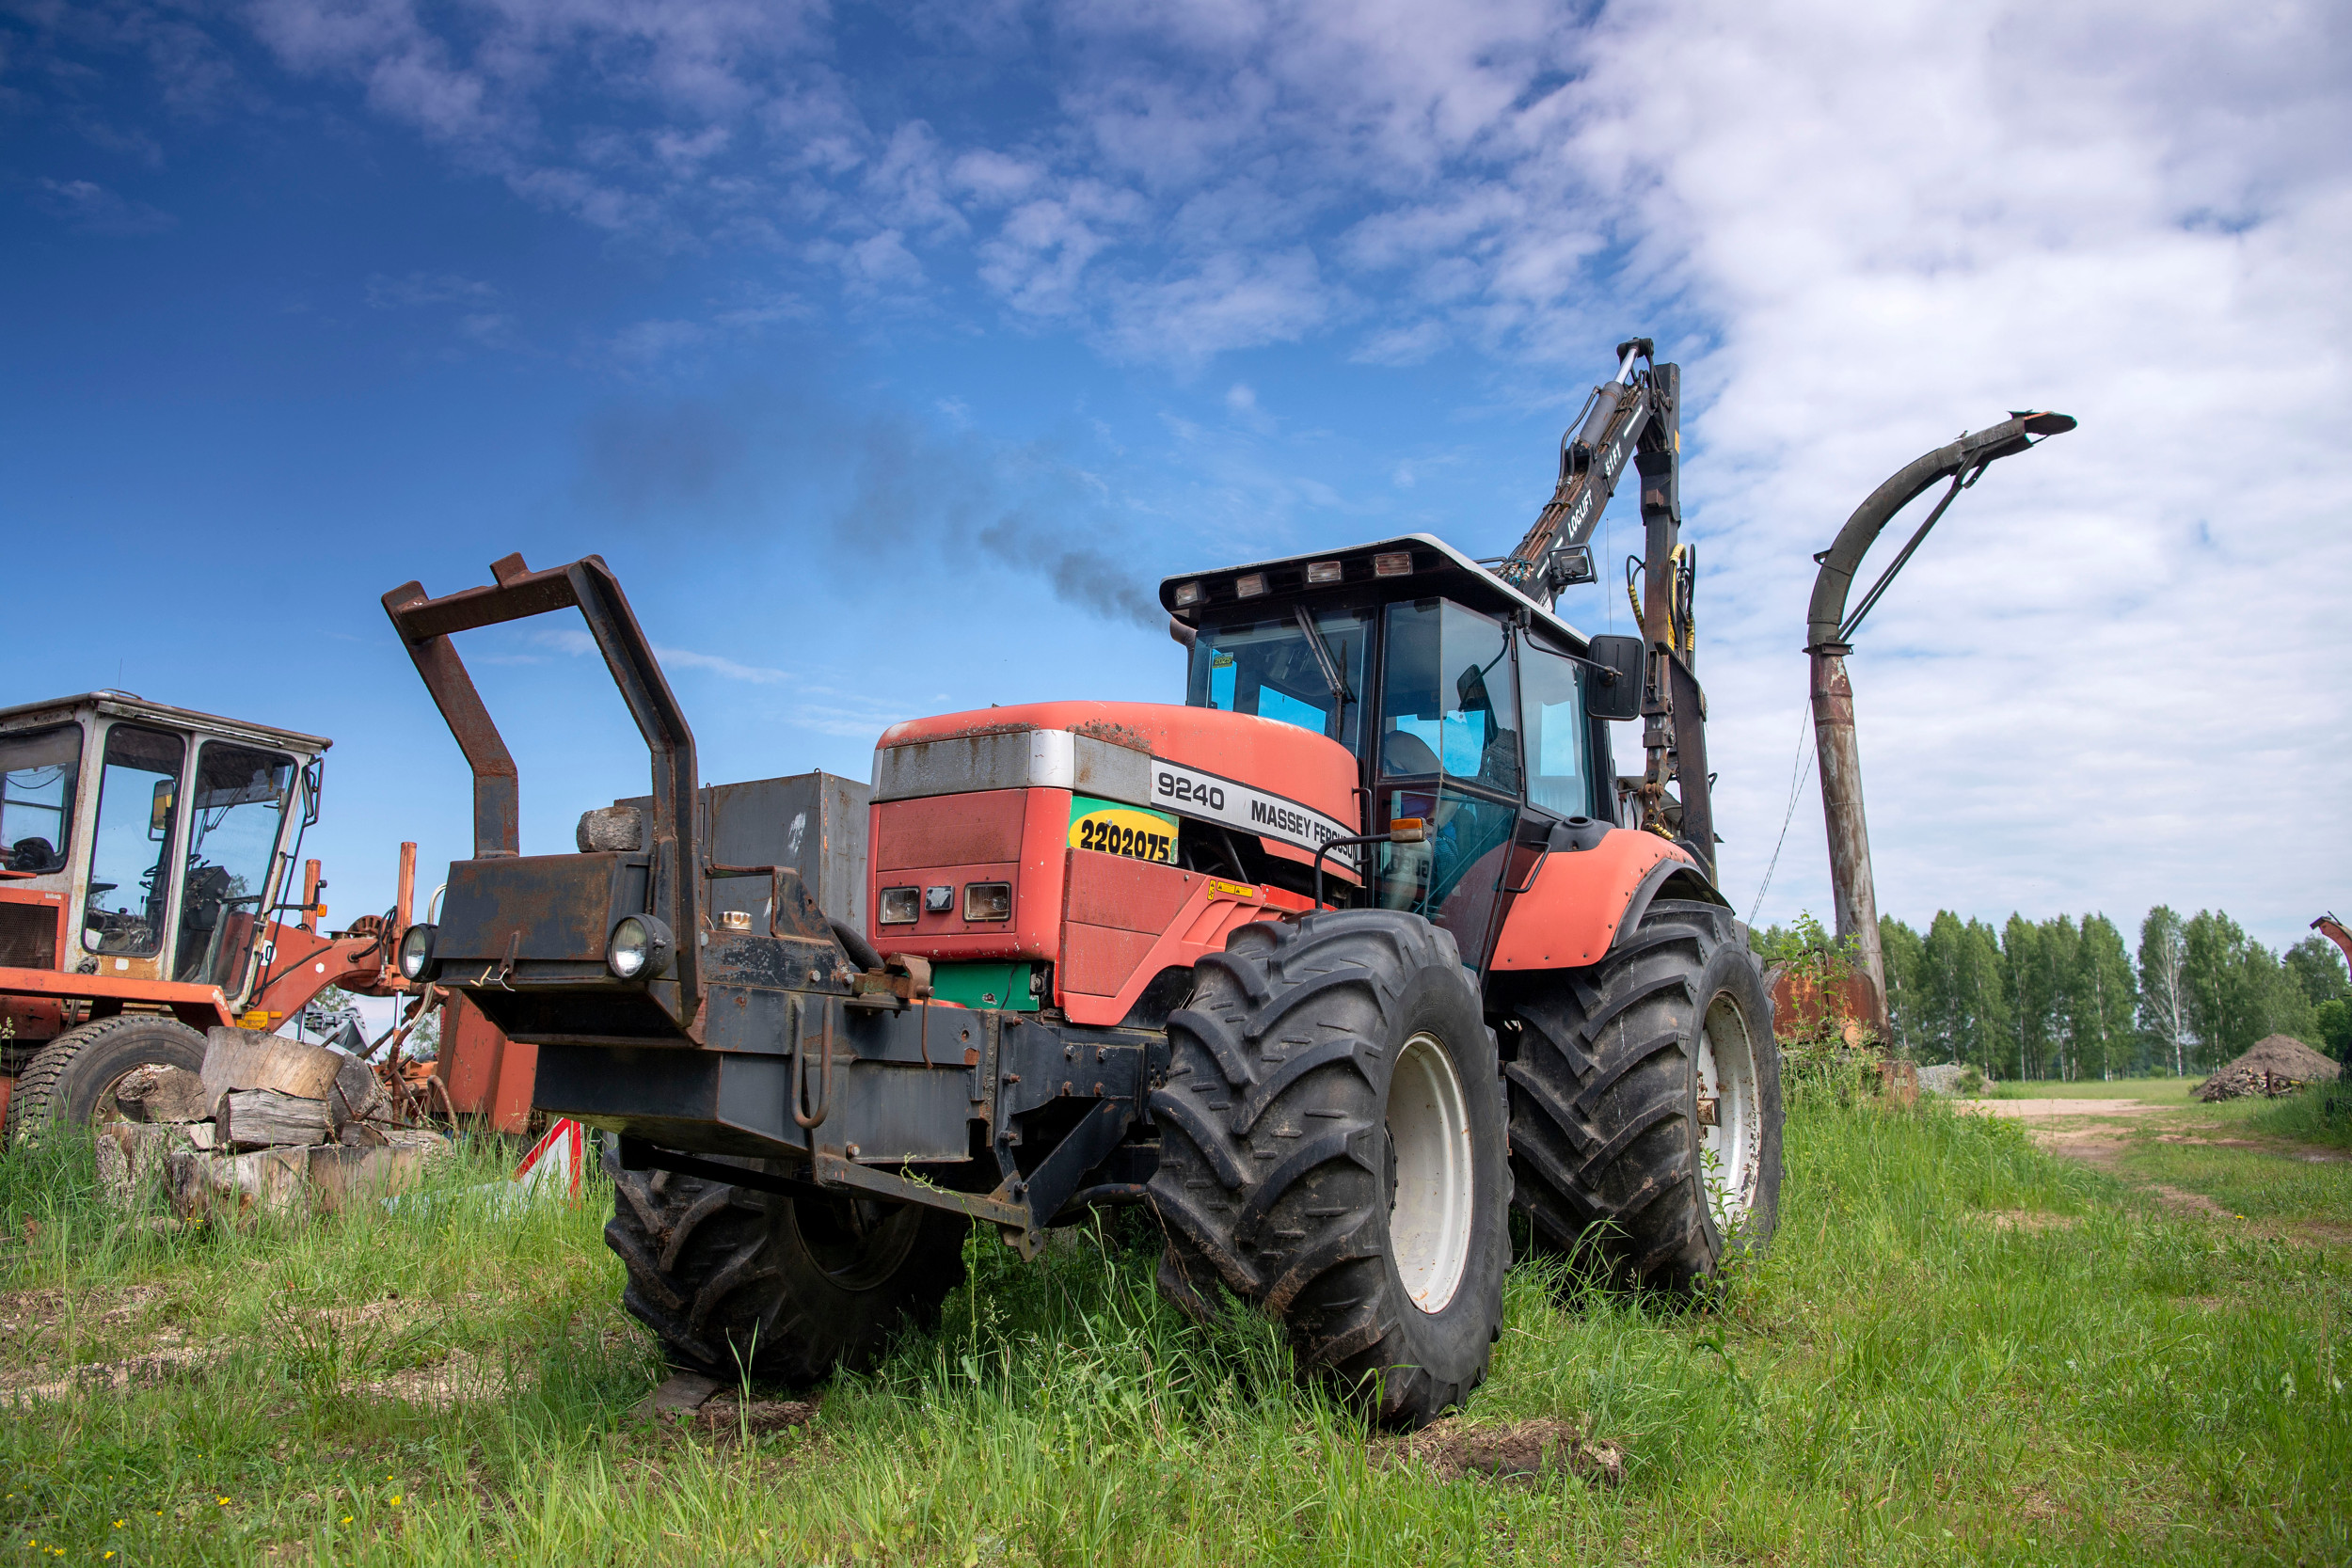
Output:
[
  {"left": 1804, "top": 411, "right": 2076, "bottom": 651},
  {"left": 1802, "top": 411, "right": 2075, "bottom": 1026},
  {"left": 381, "top": 554, "right": 703, "bottom": 1027}
]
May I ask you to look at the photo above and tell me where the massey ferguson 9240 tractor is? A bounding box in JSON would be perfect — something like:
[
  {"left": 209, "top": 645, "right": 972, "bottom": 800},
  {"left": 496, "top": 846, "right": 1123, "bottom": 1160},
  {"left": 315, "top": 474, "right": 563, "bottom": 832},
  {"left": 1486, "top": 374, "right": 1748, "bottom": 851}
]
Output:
[{"left": 385, "top": 340, "right": 1782, "bottom": 1428}]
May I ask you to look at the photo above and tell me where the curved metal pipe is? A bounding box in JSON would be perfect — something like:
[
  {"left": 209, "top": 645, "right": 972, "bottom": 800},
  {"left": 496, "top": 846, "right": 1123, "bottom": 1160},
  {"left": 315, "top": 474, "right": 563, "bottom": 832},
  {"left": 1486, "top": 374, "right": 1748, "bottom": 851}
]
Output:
[{"left": 1804, "top": 411, "right": 2074, "bottom": 652}]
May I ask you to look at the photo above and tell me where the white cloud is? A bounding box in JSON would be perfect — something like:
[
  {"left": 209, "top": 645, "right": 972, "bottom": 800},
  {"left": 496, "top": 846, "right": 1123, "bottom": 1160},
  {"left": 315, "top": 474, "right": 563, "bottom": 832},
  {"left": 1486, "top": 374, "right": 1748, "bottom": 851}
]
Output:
[
  {"left": 36, "top": 177, "right": 173, "bottom": 235},
  {"left": 365, "top": 271, "right": 497, "bottom": 309},
  {"left": 72, "top": 0, "right": 2347, "bottom": 943},
  {"left": 654, "top": 646, "right": 793, "bottom": 684}
]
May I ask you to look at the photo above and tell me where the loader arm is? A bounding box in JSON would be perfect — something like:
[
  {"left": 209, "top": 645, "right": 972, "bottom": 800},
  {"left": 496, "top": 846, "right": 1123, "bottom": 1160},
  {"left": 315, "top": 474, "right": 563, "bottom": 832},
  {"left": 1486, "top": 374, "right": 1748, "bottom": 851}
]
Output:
[{"left": 1496, "top": 338, "right": 1671, "bottom": 602}]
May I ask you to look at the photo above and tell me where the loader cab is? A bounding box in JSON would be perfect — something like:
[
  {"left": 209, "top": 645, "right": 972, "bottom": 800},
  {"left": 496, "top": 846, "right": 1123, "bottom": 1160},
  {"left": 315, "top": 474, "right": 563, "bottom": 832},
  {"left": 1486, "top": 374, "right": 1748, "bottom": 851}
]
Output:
[
  {"left": 1167, "top": 535, "right": 1614, "bottom": 969},
  {"left": 0, "top": 693, "right": 325, "bottom": 1003}
]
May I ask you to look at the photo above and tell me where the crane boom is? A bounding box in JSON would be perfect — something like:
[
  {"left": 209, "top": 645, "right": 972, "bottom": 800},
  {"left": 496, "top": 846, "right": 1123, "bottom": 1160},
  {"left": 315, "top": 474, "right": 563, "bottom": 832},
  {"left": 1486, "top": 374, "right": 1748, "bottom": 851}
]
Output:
[{"left": 1496, "top": 339, "right": 1673, "bottom": 604}]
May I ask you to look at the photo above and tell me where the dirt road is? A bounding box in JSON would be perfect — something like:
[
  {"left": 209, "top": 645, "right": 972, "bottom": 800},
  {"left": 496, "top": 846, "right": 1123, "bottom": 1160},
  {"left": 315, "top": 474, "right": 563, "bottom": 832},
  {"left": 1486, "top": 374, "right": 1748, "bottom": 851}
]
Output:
[{"left": 1958, "top": 1099, "right": 2164, "bottom": 1121}]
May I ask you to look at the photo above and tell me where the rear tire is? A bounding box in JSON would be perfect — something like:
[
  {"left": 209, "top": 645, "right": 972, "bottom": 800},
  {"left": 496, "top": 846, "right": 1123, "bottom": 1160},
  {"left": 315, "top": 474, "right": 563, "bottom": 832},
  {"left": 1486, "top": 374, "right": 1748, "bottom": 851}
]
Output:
[
  {"left": 602, "top": 1148, "right": 967, "bottom": 1385},
  {"left": 4, "top": 1015, "right": 208, "bottom": 1139},
  {"left": 1501, "top": 897, "right": 1782, "bottom": 1289},
  {"left": 1146, "top": 910, "right": 1510, "bottom": 1429}
]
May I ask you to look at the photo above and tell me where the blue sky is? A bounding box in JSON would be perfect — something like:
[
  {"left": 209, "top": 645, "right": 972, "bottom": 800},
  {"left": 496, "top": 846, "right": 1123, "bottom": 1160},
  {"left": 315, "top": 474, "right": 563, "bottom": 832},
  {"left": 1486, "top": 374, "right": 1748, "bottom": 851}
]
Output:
[{"left": 5, "top": 0, "right": 2346, "bottom": 957}]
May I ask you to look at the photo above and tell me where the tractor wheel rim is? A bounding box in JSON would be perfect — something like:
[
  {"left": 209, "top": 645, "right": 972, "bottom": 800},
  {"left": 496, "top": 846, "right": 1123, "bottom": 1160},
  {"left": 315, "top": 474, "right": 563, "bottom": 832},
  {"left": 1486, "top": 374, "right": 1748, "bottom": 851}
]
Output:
[
  {"left": 1697, "top": 993, "right": 1761, "bottom": 1231},
  {"left": 791, "top": 1197, "right": 924, "bottom": 1290},
  {"left": 1387, "top": 1029, "right": 1475, "bottom": 1315}
]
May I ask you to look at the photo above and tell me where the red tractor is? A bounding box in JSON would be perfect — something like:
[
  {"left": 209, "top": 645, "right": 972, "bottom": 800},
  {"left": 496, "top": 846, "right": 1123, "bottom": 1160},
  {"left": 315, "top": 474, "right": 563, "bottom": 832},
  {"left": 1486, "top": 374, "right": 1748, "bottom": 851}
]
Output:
[
  {"left": 0, "top": 691, "right": 409, "bottom": 1133},
  {"left": 386, "top": 340, "right": 1782, "bottom": 1427}
]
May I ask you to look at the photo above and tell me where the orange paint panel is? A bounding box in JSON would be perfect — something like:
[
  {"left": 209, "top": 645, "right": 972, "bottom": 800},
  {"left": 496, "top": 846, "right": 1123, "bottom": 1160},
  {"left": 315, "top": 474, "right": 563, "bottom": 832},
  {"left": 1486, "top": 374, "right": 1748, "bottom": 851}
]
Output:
[
  {"left": 0, "top": 963, "right": 232, "bottom": 1026},
  {"left": 873, "top": 790, "right": 1026, "bottom": 871},
  {"left": 1062, "top": 923, "right": 1159, "bottom": 998},
  {"left": 1487, "top": 832, "right": 1694, "bottom": 971},
  {"left": 1057, "top": 876, "right": 1285, "bottom": 1026},
  {"left": 875, "top": 701, "right": 1359, "bottom": 833},
  {"left": 433, "top": 992, "right": 537, "bottom": 1134},
  {"left": 864, "top": 789, "right": 1074, "bottom": 964},
  {"left": 1064, "top": 850, "right": 1197, "bottom": 934}
]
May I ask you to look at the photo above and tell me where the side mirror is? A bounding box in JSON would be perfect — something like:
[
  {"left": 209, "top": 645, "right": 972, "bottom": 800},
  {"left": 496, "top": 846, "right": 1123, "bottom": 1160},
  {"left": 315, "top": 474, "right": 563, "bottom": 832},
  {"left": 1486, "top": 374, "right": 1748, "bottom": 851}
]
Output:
[{"left": 1586, "top": 635, "right": 1644, "bottom": 721}]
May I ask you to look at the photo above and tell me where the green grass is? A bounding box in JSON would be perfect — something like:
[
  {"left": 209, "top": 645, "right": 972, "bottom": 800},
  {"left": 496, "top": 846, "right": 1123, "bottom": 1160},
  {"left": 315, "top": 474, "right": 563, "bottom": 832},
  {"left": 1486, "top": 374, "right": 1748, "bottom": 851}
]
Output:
[
  {"left": 4, "top": 1094, "right": 2349, "bottom": 1566},
  {"left": 1986, "top": 1076, "right": 2200, "bottom": 1103},
  {"left": 2249, "top": 1084, "right": 2352, "bottom": 1151}
]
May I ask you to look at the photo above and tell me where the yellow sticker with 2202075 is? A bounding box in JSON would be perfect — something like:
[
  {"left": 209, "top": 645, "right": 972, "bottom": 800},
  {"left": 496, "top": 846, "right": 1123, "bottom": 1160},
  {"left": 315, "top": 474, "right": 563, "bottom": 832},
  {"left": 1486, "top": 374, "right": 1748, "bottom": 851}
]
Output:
[{"left": 1069, "top": 795, "right": 1178, "bottom": 864}]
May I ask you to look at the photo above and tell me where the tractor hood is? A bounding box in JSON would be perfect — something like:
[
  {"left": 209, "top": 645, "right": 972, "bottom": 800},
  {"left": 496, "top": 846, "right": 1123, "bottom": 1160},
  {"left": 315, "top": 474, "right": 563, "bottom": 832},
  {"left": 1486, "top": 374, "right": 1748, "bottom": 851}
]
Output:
[{"left": 872, "top": 701, "right": 1363, "bottom": 868}]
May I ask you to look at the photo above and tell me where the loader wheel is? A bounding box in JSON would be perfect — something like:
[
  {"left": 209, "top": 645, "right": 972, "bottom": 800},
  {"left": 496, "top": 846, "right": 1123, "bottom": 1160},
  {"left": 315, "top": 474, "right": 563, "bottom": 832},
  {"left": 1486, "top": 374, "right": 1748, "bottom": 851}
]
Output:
[
  {"left": 602, "top": 1149, "right": 967, "bottom": 1386},
  {"left": 1145, "top": 910, "right": 1510, "bottom": 1429},
  {"left": 4, "top": 1015, "right": 208, "bottom": 1140},
  {"left": 1500, "top": 896, "right": 1782, "bottom": 1290}
]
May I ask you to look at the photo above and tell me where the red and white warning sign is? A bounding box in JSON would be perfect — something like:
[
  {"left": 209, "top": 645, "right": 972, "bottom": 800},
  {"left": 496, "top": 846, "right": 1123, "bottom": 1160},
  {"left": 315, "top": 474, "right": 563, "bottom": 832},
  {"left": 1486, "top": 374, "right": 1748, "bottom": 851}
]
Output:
[{"left": 512, "top": 1117, "right": 586, "bottom": 1201}]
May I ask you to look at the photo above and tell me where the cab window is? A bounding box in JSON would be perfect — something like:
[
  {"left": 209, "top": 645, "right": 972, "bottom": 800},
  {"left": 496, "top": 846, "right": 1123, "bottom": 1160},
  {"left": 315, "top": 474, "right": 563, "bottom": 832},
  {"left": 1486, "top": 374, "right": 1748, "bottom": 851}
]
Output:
[
  {"left": 174, "top": 742, "right": 295, "bottom": 986},
  {"left": 0, "top": 724, "right": 81, "bottom": 874},
  {"left": 1518, "top": 637, "right": 1592, "bottom": 818},
  {"left": 1377, "top": 599, "right": 1519, "bottom": 793},
  {"left": 1186, "top": 608, "right": 1370, "bottom": 753},
  {"left": 83, "top": 724, "right": 183, "bottom": 958}
]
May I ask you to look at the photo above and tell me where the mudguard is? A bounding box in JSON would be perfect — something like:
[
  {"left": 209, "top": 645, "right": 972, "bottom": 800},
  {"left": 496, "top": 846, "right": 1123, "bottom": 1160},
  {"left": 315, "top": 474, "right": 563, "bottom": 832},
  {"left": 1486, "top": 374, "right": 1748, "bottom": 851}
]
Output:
[{"left": 1488, "top": 830, "right": 1721, "bottom": 971}]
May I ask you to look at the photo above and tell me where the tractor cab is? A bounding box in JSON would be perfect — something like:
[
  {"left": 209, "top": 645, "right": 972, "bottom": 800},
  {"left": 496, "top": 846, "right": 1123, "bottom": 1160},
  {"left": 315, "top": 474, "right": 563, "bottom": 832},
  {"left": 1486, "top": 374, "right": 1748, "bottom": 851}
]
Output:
[
  {"left": 0, "top": 692, "right": 325, "bottom": 1003},
  {"left": 1165, "top": 533, "right": 1644, "bottom": 967}
]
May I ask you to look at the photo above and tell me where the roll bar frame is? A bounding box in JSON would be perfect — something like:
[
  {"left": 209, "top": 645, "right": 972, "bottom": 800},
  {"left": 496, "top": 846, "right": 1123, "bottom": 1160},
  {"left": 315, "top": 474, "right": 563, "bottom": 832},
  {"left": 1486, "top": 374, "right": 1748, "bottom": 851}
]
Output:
[{"left": 381, "top": 553, "right": 703, "bottom": 1026}]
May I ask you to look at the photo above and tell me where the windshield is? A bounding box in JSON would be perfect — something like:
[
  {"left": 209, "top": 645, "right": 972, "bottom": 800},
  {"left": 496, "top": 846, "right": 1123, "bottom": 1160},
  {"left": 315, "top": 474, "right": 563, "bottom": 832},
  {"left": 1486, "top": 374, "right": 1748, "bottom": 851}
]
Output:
[
  {"left": 174, "top": 741, "right": 296, "bottom": 987},
  {"left": 84, "top": 723, "right": 183, "bottom": 958},
  {"left": 1, "top": 724, "right": 81, "bottom": 875},
  {"left": 1377, "top": 599, "right": 1520, "bottom": 793},
  {"left": 1185, "top": 607, "right": 1371, "bottom": 753}
]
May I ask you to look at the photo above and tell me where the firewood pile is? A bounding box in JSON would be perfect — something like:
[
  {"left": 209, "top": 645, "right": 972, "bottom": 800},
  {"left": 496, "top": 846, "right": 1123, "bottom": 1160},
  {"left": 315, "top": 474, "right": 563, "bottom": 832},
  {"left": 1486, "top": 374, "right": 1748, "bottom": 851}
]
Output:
[
  {"left": 2193, "top": 1034, "right": 2343, "bottom": 1102},
  {"left": 96, "top": 1026, "right": 453, "bottom": 1220}
]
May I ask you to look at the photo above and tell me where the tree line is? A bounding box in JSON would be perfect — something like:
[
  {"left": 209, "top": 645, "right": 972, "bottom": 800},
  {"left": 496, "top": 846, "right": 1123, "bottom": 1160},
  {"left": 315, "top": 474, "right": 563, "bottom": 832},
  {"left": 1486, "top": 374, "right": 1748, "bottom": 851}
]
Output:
[{"left": 1756, "top": 909, "right": 2352, "bottom": 1081}]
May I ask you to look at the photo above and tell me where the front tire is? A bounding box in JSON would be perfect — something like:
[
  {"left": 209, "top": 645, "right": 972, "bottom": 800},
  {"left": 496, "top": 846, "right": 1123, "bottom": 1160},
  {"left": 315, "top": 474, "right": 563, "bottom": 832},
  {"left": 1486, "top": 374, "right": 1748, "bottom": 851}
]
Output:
[
  {"left": 1146, "top": 911, "right": 1510, "bottom": 1429},
  {"left": 4, "top": 1015, "right": 208, "bottom": 1138},
  {"left": 1501, "top": 896, "right": 1782, "bottom": 1289},
  {"left": 603, "top": 1149, "right": 967, "bottom": 1385}
]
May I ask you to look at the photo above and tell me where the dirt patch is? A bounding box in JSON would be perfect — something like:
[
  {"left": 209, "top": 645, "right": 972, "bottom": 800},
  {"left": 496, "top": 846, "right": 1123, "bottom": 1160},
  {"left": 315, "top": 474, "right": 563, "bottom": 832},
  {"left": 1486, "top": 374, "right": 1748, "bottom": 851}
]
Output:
[
  {"left": 1976, "top": 1210, "right": 2079, "bottom": 1232},
  {"left": 2147, "top": 1184, "right": 2236, "bottom": 1221},
  {"left": 1387, "top": 1418, "right": 1625, "bottom": 1486},
  {"left": 1960, "top": 1099, "right": 2164, "bottom": 1120},
  {"left": 357, "top": 1347, "right": 534, "bottom": 1409},
  {"left": 0, "top": 1344, "right": 223, "bottom": 1404},
  {"left": 691, "top": 1394, "right": 818, "bottom": 1441}
]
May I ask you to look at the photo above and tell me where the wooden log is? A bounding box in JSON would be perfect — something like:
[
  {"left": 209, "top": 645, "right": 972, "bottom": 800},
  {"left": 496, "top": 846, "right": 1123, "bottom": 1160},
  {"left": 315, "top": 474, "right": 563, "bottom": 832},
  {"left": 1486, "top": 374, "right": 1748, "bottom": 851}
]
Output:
[
  {"left": 167, "top": 1147, "right": 310, "bottom": 1220},
  {"left": 200, "top": 1026, "right": 345, "bottom": 1105},
  {"left": 216, "top": 1089, "right": 333, "bottom": 1151},
  {"left": 327, "top": 1053, "right": 387, "bottom": 1129},
  {"left": 94, "top": 1122, "right": 205, "bottom": 1208},
  {"left": 304, "top": 1143, "right": 435, "bottom": 1211},
  {"left": 165, "top": 1143, "right": 437, "bottom": 1220},
  {"left": 114, "top": 1065, "right": 213, "bottom": 1124}
]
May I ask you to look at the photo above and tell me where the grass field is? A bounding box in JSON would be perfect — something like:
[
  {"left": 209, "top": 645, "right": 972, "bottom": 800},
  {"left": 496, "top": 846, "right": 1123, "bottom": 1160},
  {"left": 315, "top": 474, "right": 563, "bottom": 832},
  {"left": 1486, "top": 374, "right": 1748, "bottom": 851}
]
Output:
[
  {"left": 1986, "top": 1076, "right": 2201, "bottom": 1103},
  {"left": 4, "top": 1087, "right": 2349, "bottom": 1566}
]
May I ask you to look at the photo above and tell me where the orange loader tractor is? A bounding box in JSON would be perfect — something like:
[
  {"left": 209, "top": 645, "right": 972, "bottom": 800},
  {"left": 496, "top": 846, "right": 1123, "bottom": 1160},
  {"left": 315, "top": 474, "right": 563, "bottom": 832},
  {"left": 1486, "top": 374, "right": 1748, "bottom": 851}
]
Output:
[
  {"left": 386, "top": 339, "right": 1782, "bottom": 1428},
  {"left": 0, "top": 690, "right": 529, "bottom": 1137}
]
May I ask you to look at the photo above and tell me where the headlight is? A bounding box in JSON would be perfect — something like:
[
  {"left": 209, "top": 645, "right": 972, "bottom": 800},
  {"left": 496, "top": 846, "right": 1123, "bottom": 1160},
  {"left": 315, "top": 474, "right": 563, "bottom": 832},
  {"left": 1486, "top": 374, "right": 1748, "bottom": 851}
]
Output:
[
  {"left": 878, "top": 886, "right": 919, "bottom": 926},
  {"left": 607, "top": 914, "right": 673, "bottom": 979},
  {"left": 963, "top": 881, "right": 1011, "bottom": 922},
  {"left": 397, "top": 923, "right": 437, "bottom": 981}
]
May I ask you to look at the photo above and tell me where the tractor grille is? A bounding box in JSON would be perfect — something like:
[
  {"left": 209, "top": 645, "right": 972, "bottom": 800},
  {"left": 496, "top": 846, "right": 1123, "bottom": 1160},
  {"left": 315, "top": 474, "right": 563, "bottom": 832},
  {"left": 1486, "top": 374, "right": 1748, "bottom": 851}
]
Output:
[
  {"left": 872, "top": 790, "right": 1026, "bottom": 871},
  {"left": 0, "top": 902, "right": 57, "bottom": 971}
]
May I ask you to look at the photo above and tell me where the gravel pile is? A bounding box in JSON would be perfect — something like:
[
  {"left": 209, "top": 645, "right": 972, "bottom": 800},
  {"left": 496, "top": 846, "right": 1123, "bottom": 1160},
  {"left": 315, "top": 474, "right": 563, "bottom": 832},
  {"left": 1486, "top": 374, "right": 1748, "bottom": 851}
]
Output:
[
  {"left": 2193, "top": 1035, "right": 2342, "bottom": 1101},
  {"left": 1916, "top": 1063, "right": 1983, "bottom": 1097}
]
